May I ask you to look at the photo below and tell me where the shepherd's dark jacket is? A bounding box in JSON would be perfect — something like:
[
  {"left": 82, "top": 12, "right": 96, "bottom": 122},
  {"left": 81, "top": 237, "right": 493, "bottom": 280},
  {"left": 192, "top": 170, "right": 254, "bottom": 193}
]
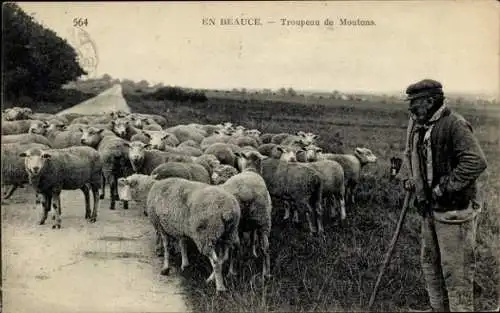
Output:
[{"left": 403, "top": 106, "right": 488, "bottom": 210}]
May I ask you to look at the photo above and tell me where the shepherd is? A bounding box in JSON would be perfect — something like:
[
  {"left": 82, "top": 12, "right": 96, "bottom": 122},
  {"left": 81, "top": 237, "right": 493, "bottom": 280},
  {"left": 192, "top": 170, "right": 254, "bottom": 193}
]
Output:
[{"left": 401, "top": 79, "right": 488, "bottom": 312}]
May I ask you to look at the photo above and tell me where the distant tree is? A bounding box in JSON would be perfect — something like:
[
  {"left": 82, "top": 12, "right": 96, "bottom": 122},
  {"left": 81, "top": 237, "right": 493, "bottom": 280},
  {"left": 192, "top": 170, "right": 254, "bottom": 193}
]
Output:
[
  {"left": 262, "top": 88, "right": 272, "bottom": 95},
  {"left": 3, "top": 3, "right": 86, "bottom": 100},
  {"left": 278, "top": 87, "right": 287, "bottom": 96},
  {"left": 287, "top": 87, "right": 297, "bottom": 97},
  {"left": 136, "top": 80, "right": 149, "bottom": 89},
  {"left": 101, "top": 73, "right": 112, "bottom": 81}
]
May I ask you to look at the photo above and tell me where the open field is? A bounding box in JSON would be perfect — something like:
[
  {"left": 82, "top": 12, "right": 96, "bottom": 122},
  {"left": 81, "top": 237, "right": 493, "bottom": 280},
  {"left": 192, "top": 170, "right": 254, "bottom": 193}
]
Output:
[
  {"left": 2, "top": 91, "right": 498, "bottom": 312},
  {"left": 123, "top": 93, "right": 500, "bottom": 312}
]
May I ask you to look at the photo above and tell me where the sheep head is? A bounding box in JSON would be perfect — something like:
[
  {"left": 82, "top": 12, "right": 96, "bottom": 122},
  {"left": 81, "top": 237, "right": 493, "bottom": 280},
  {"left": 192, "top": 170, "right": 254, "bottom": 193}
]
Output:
[
  {"left": 126, "top": 141, "right": 148, "bottom": 172},
  {"left": 81, "top": 127, "right": 105, "bottom": 147},
  {"left": 300, "top": 145, "right": 323, "bottom": 162},
  {"left": 277, "top": 145, "right": 297, "bottom": 162},
  {"left": 296, "top": 131, "right": 319, "bottom": 146},
  {"left": 117, "top": 177, "right": 138, "bottom": 201},
  {"left": 144, "top": 131, "right": 172, "bottom": 150},
  {"left": 19, "top": 148, "right": 51, "bottom": 177},
  {"left": 111, "top": 118, "right": 130, "bottom": 138},
  {"left": 354, "top": 147, "right": 377, "bottom": 165},
  {"left": 234, "top": 151, "right": 264, "bottom": 173},
  {"left": 28, "top": 120, "right": 49, "bottom": 135}
]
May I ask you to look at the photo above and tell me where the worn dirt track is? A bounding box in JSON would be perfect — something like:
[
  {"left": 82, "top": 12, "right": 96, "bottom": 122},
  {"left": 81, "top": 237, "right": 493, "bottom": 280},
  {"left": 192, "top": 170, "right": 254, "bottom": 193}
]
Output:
[{"left": 1, "top": 186, "right": 189, "bottom": 313}]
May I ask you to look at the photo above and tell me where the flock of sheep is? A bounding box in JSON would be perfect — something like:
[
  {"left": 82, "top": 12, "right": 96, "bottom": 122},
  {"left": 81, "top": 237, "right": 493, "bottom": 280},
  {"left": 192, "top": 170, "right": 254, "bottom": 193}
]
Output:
[{"left": 2, "top": 106, "right": 379, "bottom": 292}]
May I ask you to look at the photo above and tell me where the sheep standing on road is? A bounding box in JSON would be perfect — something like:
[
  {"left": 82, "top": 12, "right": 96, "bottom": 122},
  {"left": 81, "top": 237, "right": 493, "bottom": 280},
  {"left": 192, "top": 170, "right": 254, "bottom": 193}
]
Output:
[
  {"left": 212, "top": 151, "right": 272, "bottom": 279},
  {"left": 19, "top": 146, "right": 102, "bottom": 228},
  {"left": 146, "top": 177, "right": 241, "bottom": 292},
  {"left": 80, "top": 130, "right": 133, "bottom": 210},
  {"left": 117, "top": 174, "right": 157, "bottom": 216},
  {"left": 126, "top": 141, "right": 193, "bottom": 175},
  {"left": 2, "top": 143, "right": 50, "bottom": 200}
]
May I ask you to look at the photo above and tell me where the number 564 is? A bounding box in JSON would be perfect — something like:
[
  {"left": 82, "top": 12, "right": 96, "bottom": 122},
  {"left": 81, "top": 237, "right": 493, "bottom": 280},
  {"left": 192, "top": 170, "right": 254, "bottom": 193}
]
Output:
[{"left": 73, "top": 18, "right": 88, "bottom": 27}]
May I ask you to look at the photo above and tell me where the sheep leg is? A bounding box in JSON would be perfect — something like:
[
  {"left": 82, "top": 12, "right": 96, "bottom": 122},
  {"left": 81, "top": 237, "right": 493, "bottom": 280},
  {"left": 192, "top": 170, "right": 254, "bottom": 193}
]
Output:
[
  {"left": 260, "top": 231, "right": 271, "bottom": 279},
  {"left": 338, "top": 194, "right": 346, "bottom": 221},
  {"left": 300, "top": 200, "right": 317, "bottom": 234},
  {"left": 251, "top": 230, "right": 259, "bottom": 258},
  {"left": 81, "top": 184, "right": 91, "bottom": 220},
  {"left": 89, "top": 184, "right": 99, "bottom": 223},
  {"left": 292, "top": 209, "right": 299, "bottom": 224},
  {"left": 179, "top": 237, "right": 190, "bottom": 271},
  {"left": 315, "top": 200, "right": 325, "bottom": 236},
  {"left": 228, "top": 231, "right": 241, "bottom": 276},
  {"left": 38, "top": 193, "right": 51, "bottom": 225},
  {"left": 3, "top": 185, "right": 19, "bottom": 200},
  {"left": 206, "top": 248, "right": 227, "bottom": 292},
  {"left": 155, "top": 231, "right": 164, "bottom": 257},
  {"left": 99, "top": 173, "right": 106, "bottom": 199},
  {"left": 109, "top": 175, "right": 118, "bottom": 210},
  {"left": 51, "top": 192, "right": 62, "bottom": 229},
  {"left": 159, "top": 232, "right": 170, "bottom": 275},
  {"left": 283, "top": 201, "right": 290, "bottom": 220}
]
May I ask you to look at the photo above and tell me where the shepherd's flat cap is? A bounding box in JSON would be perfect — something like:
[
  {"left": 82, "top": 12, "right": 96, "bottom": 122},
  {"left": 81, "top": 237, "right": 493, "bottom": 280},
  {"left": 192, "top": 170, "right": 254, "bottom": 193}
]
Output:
[{"left": 405, "top": 79, "right": 444, "bottom": 101}]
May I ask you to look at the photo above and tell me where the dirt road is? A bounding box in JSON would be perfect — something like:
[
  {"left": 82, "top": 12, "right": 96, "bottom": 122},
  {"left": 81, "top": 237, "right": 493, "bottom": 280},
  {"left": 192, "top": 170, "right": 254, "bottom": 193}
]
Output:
[{"left": 1, "top": 187, "right": 189, "bottom": 313}]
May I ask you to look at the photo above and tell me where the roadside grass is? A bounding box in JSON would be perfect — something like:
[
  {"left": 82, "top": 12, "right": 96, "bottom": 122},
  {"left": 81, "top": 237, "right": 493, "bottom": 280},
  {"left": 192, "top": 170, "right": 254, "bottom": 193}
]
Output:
[{"left": 126, "top": 94, "right": 500, "bottom": 312}]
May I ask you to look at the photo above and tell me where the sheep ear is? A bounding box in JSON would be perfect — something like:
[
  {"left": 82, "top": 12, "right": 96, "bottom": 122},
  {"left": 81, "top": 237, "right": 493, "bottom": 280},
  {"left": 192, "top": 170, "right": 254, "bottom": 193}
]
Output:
[
  {"left": 355, "top": 147, "right": 362, "bottom": 153},
  {"left": 151, "top": 174, "right": 158, "bottom": 180},
  {"left": 143, "top": 132, "right": 151, "bottom": 139},
  {"left": 161, "top": 133, "right": 170, "bottom": 140},
  {"left": 123, "top": 142, "right": 130, "bottom": 147},
  {"left": 98, "top": 128, "right": 104, "bottom": 134},
  {"left": 19, "top": 152, "right": 27, "bottom": 157},
  {"left": 276, "top": 145, "right": 285, "bottom": 153},
  {"left": 62, "top": 126, "right": 68, "bottom": 131},
  {"left": 144, "top": 144, "right": 151, "bottom": 149},
  {"left": 312, "top": 135, "right": 319, "bottom": 140},
  {"left": 297, "top": 131, "right": 305, "bottom": 136},
  {"left": 41, "top": 152, "right": 51, "bottom": 159},
  {"left": 234, "top": 152, "right": 243, "bottom": 159},
  {"left": 79, "top": 128, "right": 84, "bottom": 132},
  {"left": 110, "top": 120, "right": 115, "bottom": 126}
]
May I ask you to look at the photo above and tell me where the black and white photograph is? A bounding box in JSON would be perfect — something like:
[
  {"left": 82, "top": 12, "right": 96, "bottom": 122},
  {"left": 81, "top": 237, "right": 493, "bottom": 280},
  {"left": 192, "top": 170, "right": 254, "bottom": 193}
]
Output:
[{"left": 1, "top": 1, "right": 499, "bottom": 312}]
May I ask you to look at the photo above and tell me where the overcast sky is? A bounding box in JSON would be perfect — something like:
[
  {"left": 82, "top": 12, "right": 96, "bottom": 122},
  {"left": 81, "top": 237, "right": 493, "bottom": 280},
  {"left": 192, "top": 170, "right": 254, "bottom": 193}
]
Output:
[{"left": 17, "top": 1, "right": 499, "bottom": 96}]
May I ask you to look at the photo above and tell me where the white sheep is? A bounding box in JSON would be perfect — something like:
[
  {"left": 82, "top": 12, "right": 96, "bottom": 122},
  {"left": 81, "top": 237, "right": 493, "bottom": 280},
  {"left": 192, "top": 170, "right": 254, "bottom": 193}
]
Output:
[
  {"left": 3, "top": 107, "right": 32, "bottom": 121},
  {"left": 126, "top": 141, "right": 194, "bottom": 175},
  {"left": 165, "top": 125, "right": 205, "bottom": 144},
  {"left": 117, "top": 174, "right": 157, "bottom": 216},
  {"left": 146, "top": 177, "right": 241, "bottom": 292},
  {"left": 80, "top": 131, "right": 133, "bottom": 210},
  {"left": 212, "top": 151, "right": 272, "bottom": 279},
  {"left": 143, "top": 131, "right": 179, "bottom": 150},
  {"left": 19, "top": 146, "right": 103, "bottom": 228},
  {"left": 2, "top": 119, "right": 43, "bottom": 135},
  {"left": 311, "top": 146, "right": 377, "bottom": 205},
  {"left": 2, "top": 133, "right": 53, "bottom": 147},
  {"left": 2, "top": 142, "right": 50, "bottom": 200},
  {"left": 282, "top": 148, "right": 346, "bottom": 220},
  {"left": 110, "top": 118, "right": 141, "bottom": 141},
  {"left": 151, "top": 162, "right": 211, "bottom": 184},
  {"left": 44, "top": 124, "right": 85, "bottom": 149},
  {"left": 204, "top": 142, "right": 237, "bottom": 167},
  {"left": 261, "top": 145, "right": 325, "bottom": 236},
  {"left": 200, "top": 132, "right": 232, "bottom": 151}
]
